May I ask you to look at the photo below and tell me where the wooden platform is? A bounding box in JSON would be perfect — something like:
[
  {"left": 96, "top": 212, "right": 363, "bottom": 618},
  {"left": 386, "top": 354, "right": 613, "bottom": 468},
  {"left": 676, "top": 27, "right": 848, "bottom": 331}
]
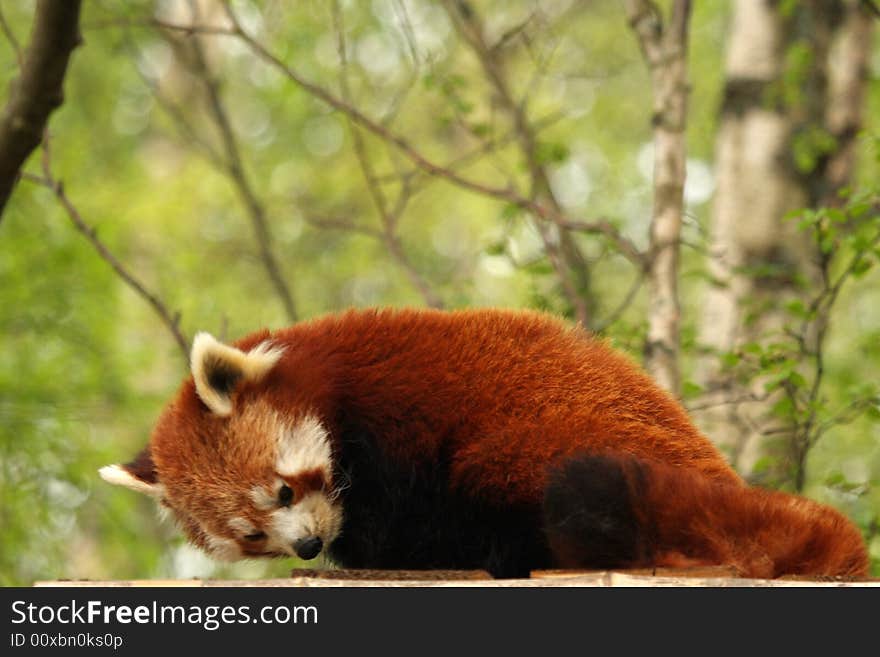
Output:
[{"left": 35, "top": 566, "right": 880, "bottom": 587}]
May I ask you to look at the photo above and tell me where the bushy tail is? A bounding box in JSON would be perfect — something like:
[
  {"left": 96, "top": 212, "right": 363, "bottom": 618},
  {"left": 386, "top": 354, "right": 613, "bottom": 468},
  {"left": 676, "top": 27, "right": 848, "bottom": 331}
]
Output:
[{"left": 542, "top": 452, "right": 869, "bottom": 579}]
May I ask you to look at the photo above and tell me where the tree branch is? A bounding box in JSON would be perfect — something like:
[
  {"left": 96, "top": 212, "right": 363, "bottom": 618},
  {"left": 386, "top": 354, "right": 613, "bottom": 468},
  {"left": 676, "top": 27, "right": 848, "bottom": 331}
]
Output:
[
  {"left": 301, "top": 213, "right": 383, "bottom": 239},
  {"left": 821, "top": 0, "right": 875, "bottom": 207},
  {"left": 625, "top": 0, "right": 692, "bottom": 395},
  {"left": 332, "top": 2, "right": 444, "bottom": 309},
  {"left": 180, "top": 7, "right": 298, "bottom": 322},
  {"left": 215, "top": 1, "right": 602, "bottom": 263},
  {"left": 0, "top": 5, "right": 24, "bottom": 66},
  {"left": 25, "top": 146, "right": 189, "bottom": 361},
  {"left": 0, "top": 0, "right": 82, "bottom": 220},
  {"left": 556, "top": 218, "right": 646, "bottom": 268},
  {"left": 441, "top": 0, "right": 593, "bottom": 327}
]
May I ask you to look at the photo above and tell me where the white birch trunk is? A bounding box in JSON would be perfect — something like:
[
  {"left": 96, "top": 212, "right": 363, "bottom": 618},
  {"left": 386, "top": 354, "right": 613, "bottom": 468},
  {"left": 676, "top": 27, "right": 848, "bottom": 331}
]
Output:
[
  {"left": 694, "top": 0, "right": 872, "bottom": 478},
  {"left": 822, "top": 0, "right": 875, "bottom": 207},
  {"left": 694, "top": 0, "right": 797, "bottom": 469},
  {"left": 626, "top": 0, "right": 692, "bottom": 396}
]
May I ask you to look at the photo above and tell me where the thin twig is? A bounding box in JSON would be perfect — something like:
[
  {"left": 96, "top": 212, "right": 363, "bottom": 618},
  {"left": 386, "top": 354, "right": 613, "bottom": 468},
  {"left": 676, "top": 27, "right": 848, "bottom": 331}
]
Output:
[
  {"left": 441, "top": 0, "right": 592, "bottom": 327},
  {"left": 181, "top": 4, "right": 298, "bottom": 321},
  {"left": 685, "top": 392, "right": 769, "bottom": 414},
  {"left": 301, "top": 213, "right": 383, "bottom": 239},
  {"left": 27, "top": 145, "right": 189, "bottom": 361},
  {"left": 0, "top": 4, "right": 24, "bottom": 67},
  {"left": 556, "top": 218, "right": 646, "bottom": 267},
  {"left": 593, "top": 272, "right": 646, "bottom": 334},
  {"left": 371, "top": 110, "right": 566, "bottom": 187},
  {"left": 130, "top": 49, "right": 226, "bottom": 169},
  {"left": 89, "top": 5, "right": 630, "bottom": 313},
  {"left": 332, "top": 1, "right": 443, "bottom": 308},
  {"left": 215, "top": 1, "right": 603, "bottom": 263},
  {"left": 790, "top": 225, "right": 880, "bottom": 489},
  {"left": 83, "top": 17, "right": 235, "bottom": 36},
  {"left": 391, "top": 0, "right": 420, "bottom": 66}
]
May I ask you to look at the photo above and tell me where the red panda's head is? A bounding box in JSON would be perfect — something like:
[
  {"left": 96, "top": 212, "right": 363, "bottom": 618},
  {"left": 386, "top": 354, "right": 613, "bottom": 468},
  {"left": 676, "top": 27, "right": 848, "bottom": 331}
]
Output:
[{"left": 100, "top": 332, "right": 343, "bottom": 563}]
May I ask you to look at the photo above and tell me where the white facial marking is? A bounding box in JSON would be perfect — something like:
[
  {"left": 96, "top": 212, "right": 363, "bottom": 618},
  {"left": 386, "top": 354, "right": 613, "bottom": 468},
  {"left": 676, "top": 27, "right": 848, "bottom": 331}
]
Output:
[
  {"left": 249, "top": 485, "right": 277, "bottom": 511},
  {"left": 228, "top": 517, "right": 256, "bottom": 535},
  {"left": 269, "top": 504, "right": 312, "bottom": 554},
  {"left": 266, "top": 491, "right": 342, "bottom": 554},
  {"left": 205, "top": 533, "right": 241, "bottom": 561},
  {"left": 276, "top": 415, "right": 332, "bottom": 476}
]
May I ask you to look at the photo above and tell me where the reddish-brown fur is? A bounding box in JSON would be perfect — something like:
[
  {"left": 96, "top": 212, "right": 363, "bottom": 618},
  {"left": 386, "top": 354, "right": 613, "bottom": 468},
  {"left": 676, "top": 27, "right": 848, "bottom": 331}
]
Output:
[
  {"left": 253, "top": 308, "right": 738, "bottom": 498},
  {"left": 142, "top": 307, "right": 868, "bottom": 577},
  {"left": 283, "top": 469, "right": 329, "bottom": 497},
  {"left": 642, "top": 471, "right": 869, "bottom": 578},
  {"left": 546, "top": 453, "right": 868, "bottom": 578}
]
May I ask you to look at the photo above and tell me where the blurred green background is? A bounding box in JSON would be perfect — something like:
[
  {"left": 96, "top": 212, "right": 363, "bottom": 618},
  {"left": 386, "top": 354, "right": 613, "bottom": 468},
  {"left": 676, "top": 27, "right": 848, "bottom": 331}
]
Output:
[{"left": 1, "top": 0, "right": 879, "bottom": 584}]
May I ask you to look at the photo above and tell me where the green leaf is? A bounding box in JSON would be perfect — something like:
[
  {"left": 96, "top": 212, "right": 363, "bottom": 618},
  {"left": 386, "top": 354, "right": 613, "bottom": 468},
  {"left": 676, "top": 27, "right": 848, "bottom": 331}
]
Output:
[
  {"left": 485, "top": 241, "right": 507, "bottom": 256},
  {"left": 784, "top": 299, "right": 808, "bottom": 319},
  {"left": 535, "top": 141, "right": 570, "bottom": 165},
  {"left": 827, "top": 208, "right": 847, "bottom": 224},
  {"left": 681, "top": 380, "right": 704, "bottom": 399},
  {"left": 751, "top": 456, "right": 776, "bottom": 475},
  {"left": 787, "top": 370, "right": 807, "bottom": 390},
  {"left": 470, "top": 122, "right": 491, "bottom": 138},
  {"left": 819, "top": 232, "right": 836, "bottom": 255},
  {"left": 501, "top": 203, "right": 521, "bottom": 220},
  {"left": 525, "top": 260, "right": 554, "bottom": 276},
  {"left": 771, "top": 396, "right": 795, "bottom": 418},
  {"left": 851, "top": 258, "right": 872, "bottom": 278}
]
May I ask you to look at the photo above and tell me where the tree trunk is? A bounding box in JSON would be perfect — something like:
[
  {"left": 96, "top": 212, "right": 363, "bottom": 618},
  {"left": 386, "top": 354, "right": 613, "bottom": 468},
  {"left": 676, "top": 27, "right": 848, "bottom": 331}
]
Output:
[
  {"left": 0, "top": 0, "right": 82, "bottom": 219},
  {"left": 625, "top": 0, "right": 693, "bottom": 396},
  {"left": 821, "top": 0, "right": 874, "bottom": 209},
  {"left": 694, "top": 0, "right": 872, "bottom": 482}
]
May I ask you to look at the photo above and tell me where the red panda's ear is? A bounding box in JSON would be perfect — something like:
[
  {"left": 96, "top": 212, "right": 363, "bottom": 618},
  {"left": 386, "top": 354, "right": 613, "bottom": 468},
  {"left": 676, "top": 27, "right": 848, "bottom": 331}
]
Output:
[
  {"left": 190, "top": 332, "right": 284, "bottom": 417},
  {"left": 99, "top": 446, "right": 163, "bottom": 497}
]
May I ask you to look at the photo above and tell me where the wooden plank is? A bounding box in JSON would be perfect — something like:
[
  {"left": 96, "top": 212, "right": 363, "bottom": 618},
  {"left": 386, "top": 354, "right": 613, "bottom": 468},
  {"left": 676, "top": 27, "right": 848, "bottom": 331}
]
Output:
[
  {"left": 531, "top": 565, "right": 743, "bottom": 579},
  {"left": 605, "top": 572, "right": 879, "bottom": 587},
  {"left": 34, "top": 567, "right": 880, "bottom": 587},
  {"left": 35, "top": 579, "right": 203, "bottom": 588},
  {"left": 36, "top": 574, "right": 880, "bottom": 587},
  {"left": 776, "top": 573, "right": 878, "bottom": 582},
  {"left": 34, "top": 577, "right": 879, "bottom": 587},
  {"left": 289, "top": 568, "right": 493, "bottom": 580}
]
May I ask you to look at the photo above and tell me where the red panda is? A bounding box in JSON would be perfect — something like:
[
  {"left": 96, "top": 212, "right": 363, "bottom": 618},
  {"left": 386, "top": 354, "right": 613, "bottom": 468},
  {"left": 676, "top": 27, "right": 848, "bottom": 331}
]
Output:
[{"left": 100, "top": 307, "right": 869, "bottom": 579}]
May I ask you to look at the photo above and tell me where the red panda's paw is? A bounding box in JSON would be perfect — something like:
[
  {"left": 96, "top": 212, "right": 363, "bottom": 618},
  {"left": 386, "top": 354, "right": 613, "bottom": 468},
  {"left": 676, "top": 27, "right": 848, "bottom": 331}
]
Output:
[{"left": 542, "top": 452, "right": 651, "bottom": 570}]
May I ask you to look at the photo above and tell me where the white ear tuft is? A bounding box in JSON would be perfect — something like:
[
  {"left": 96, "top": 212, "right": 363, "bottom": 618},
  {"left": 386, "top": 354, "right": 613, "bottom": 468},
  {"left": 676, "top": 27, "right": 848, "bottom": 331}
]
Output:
[
  {"left": 243, "top": 339, "right": 287, "bottom": 380},
  {"left": 99, "top": 464, "right": 164, "bottom": 497},
  {"left": 190, "top": 332, "right": 285, "bottom": 416}
]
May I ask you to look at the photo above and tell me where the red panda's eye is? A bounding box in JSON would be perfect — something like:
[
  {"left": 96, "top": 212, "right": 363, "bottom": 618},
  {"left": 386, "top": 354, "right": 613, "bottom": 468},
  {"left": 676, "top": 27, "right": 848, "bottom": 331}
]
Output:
[
  {"left": 244, "top": 531, "right": 266, "bottom": 542},
  {"left": 279, "top": 484, "right": 294, "bottom": 507}
]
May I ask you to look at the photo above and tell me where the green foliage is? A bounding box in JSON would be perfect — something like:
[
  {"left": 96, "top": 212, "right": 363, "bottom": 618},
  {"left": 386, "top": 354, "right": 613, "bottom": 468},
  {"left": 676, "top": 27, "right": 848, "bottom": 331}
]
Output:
[
  {"left": 791, "top": 125, "right": 837, "bottom": 175},
  {"left": 778, "top": 41, "right": 814, "bottom": 108},
  {"left": 716, "top": 173, "right": 880, "bottom": 556}
]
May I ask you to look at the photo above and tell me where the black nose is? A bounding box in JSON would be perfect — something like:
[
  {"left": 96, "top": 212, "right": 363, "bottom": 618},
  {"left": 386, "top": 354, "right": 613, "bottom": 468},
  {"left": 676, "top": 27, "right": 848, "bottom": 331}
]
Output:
[{"left": 293, "top": 536, "right": 323, "bottom": 560}]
